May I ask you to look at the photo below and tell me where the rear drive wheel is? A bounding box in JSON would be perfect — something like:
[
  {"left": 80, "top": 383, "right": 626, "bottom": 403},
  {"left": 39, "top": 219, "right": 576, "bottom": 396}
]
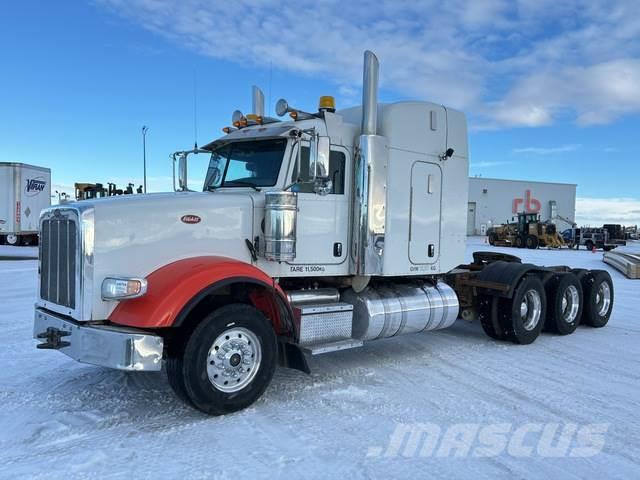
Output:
[
  {"left": 581, "top": 270, "right": 614, "bottom": 328},
  {"left": 497, "top": 275, "right": 546, "bottom": 344},
  {"left": 478, "top": 295, "right": 507, "bottom": 340},
  {"left": 544, "top": 273, "right": 583, "bottom": 335},
  {"left": 526, "top": 235, "right": 539, "bottom": 249},
  {"left": 167, "top": 304, "right": 277, "bottom": 414}
]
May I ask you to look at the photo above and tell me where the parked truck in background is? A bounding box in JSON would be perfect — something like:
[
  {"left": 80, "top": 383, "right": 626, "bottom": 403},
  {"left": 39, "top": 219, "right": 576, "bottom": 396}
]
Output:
[
  {"left": 562, "top": 226, "right": 627, "bottom": 251},
  {"left": 0, "top": 163, "right": 51, "bottom": 246},
  {"left": 33, "top": 51, "right": 615, "bottom": 415}
]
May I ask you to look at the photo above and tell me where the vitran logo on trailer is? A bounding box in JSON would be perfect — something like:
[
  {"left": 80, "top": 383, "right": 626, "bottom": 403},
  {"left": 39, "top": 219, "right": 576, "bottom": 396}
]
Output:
[{"left": 25, "top": 178, "right": 46, "bottom": 196}]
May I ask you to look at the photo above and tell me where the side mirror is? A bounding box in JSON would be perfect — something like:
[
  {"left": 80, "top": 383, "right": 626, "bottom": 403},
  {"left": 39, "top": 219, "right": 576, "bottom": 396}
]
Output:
[
  {"left": 178, "top": 154, "right": 188, "bottom": 191},
  {"left": 310, "top": 136, "right": 331, "bottom": 195}
]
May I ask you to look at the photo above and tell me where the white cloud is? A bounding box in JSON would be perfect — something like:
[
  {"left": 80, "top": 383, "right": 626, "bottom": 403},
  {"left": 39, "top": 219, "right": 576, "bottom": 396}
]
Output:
[
  {"left": 470, "top": 160, "right": 512, "bottom": 168},
  {"left": 576, "top": 197, "right": 640, "bottom": 226},
  {"left": 96, "top": 0, "right": 640, "bottom": 128},
  {"left": 512, "top": 144, "right": 581, "bottom": 155}
]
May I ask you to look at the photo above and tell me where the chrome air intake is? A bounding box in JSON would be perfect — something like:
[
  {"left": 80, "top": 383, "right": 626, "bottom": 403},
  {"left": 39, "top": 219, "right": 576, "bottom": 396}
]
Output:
[
  {"left": 264, "top": 191, "right": 297, "bottom": 261},
  {"left": 342, "top": 282, "right": 459, "bottom": 341}
]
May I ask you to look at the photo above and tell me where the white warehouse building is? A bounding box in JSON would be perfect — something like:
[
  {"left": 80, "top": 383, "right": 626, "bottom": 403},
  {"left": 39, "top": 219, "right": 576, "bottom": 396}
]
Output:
[{"left": 467, "top": 177, "right": 576, "bottom": 236}]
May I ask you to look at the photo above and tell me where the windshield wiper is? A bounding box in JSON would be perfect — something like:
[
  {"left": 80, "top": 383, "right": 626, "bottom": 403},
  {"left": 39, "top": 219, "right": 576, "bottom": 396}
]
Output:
[{"left": 222, "top": 181, "right": 261, "bottom": 191}]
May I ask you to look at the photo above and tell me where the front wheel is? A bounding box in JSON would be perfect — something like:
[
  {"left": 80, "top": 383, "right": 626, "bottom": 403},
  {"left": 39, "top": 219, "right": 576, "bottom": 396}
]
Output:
[
  {"left": 167, "top": 304, "right": 278, "bottom": 414},
  {"left": 526, "top": 235, "right": 539, "bottom": 249}
]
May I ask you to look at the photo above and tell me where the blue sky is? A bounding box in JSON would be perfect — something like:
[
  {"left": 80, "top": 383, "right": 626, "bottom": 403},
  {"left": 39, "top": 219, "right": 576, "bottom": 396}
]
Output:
[{"left": 1, "top": 1, "right": 638, "bottom": 224}]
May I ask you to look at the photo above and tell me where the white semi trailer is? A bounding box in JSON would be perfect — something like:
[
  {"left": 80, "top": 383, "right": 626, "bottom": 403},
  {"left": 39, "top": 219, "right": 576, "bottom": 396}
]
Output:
[
  {"left": 0, "top": 162, "right": 51, "bottom": 246},
  {"left": 33, "top": 51, "right": 614, "bottom": 414}
]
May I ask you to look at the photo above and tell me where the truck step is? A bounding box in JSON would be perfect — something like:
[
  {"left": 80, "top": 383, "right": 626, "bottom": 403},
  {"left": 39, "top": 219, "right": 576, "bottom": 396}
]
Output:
[{"left": 301, "top": 339, "right": 364, "bottom": 355}]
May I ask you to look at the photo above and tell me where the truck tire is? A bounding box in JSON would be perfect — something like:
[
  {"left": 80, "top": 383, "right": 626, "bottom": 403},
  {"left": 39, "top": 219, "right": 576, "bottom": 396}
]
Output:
[
  {"left": 571, "top": 268, "right": 589, "bottom": 281},
  {"left": 6, "top": 234, "right": 21, "bottom": 246},
  {"left": 526, "top": 235, "right": 539, "bottom": 249},
  {"left": 584, "top": 240, "right": 594, "bottom": 251},
  {"left": 515, "top": 236, "right": 524, "bottom": 248},
  {"left": 497, "top": 275, "right": 546, "bottom": 345},
  {"left": 165, "top": 337, "right": 195, "bottom": 408},
  {"left": 488, "top": 233, "right": 497, "bottom": 246},
  {"left": 581, "top": 270, "right": 614, "bottom": 328},
  {"left": 169, "top": 303, "right": 277, "bottom": 415},
  {"left": 478, "top": 295, "right": 507, "bottom": 340},
  {"left": 544, "top": 273, "right": 582, "bottom": 335}
]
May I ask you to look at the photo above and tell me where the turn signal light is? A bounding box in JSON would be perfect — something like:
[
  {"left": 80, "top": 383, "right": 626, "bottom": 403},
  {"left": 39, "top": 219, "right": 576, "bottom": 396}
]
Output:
[
  {"left": 289, "top": 111, "right": 298, "bottom": 120},
  {"left": 233, "top": 117, "right": 248, "bottom": 128},
  {"left": 101, "top": 277, "right": 147, "bottom": 300},
  {"left": 222, "top": 127, "right": 232, "bottom": 133}
]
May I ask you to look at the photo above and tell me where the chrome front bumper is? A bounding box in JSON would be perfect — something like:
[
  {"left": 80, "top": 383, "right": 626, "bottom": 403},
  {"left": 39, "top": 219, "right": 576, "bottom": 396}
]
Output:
[{"left": 34, "top": 308, "right": 164, "bottom": 371}]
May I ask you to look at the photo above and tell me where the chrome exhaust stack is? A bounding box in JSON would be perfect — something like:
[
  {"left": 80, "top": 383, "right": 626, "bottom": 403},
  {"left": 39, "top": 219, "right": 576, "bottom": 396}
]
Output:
[
  {"left": 252, "top": 86, "right": 265, "bottom": 118},
  {"left": 361, "top": 50, "right": 379, "bottom": 135},
  {"left": 351, "top": 51, "right": 388, "bottom": 284}
]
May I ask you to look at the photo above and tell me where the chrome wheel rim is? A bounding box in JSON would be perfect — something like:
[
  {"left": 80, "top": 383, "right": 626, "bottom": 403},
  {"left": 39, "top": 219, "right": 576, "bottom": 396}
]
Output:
[
  {"left": 6, "top": 234, "right": 17, "bottom": 245},
  {"left": 206, "top": 327, "right": 261, "bottom": 393},
  {"left": 595, "top": 282, "right": 611, "bottom": 317},
  {"left": 521, "top": 289, "right": 542, "bottom": 331},
  {"left": 561, "top": 285, "right": 580, "bottom": 324}
]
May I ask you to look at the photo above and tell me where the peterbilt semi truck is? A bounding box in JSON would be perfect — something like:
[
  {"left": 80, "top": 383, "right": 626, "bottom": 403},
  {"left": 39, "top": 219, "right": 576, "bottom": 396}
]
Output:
[{"left": 34, "top": 51, "right": 614, "bottom": 414}]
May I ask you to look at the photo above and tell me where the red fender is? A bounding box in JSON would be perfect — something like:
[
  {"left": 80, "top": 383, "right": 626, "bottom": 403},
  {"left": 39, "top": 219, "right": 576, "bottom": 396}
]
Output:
[{"left": 108, "top": 256, "right": 289, "bottom": 331}]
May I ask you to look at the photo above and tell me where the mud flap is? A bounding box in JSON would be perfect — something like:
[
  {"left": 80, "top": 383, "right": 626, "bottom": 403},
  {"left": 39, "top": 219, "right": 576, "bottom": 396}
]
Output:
[{"left": 278, "top": 341, "right": 311, "bottom": 374}]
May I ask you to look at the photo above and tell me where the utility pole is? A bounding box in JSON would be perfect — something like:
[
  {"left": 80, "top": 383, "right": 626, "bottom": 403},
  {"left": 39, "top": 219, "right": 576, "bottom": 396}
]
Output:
[{"left": 142, "top": 125, "right": 149, "bottom": 193}]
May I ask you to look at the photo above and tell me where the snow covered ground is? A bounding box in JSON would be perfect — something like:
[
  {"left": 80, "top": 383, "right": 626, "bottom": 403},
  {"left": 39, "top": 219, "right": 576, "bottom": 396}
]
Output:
[{"left": 1, "top": 239, "right": 639, "bottom": 479}]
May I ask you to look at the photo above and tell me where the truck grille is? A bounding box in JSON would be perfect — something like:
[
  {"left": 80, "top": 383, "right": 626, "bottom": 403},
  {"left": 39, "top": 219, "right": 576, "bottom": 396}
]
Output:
[{"left": 40, "top": 214, "right": 77, "bottom": 309}]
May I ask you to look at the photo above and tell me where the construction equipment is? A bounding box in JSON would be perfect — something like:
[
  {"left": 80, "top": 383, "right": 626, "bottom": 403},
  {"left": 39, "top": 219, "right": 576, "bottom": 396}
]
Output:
[
  {"left": 74, "top": 182, "right": 144, "bottom": 201},
  {"left": 487, "top": 212, "right": 565, "bottom": 249}
]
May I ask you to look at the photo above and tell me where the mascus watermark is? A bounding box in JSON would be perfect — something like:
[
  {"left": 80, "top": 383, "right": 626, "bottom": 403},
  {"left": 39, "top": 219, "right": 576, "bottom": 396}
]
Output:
[{"left": 367, "top": 423, "right": 609, "bottom": 458}]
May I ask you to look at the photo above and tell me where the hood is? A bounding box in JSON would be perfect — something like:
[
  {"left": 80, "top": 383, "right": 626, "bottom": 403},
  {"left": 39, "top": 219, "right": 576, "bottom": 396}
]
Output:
[{"left": 85, "top": 191, "right": 255, "bottom": 319}]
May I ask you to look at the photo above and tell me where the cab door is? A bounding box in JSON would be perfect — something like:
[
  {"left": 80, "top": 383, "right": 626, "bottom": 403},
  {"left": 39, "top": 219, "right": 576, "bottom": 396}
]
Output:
[{"left": 287, "top": 144, "right": 350, "bottom": 266}]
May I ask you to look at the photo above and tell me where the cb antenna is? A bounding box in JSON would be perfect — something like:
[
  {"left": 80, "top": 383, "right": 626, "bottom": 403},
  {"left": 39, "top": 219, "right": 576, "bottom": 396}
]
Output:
[
  {"left": 268, "top": 61, "right": 273, "bottom": 117},
  {"left": 193, "top": 70, "right": 198, "bottom": 150}
]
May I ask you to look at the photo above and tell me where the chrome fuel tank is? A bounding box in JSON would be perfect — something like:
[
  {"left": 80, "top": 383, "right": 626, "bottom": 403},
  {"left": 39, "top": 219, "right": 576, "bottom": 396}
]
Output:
[{"left": 341, "top": 282, "right": 459, "bottom": 341}]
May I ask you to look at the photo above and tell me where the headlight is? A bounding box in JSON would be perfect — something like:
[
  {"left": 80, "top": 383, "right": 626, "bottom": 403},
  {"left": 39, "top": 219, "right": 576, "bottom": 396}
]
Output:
[{"left": 101, "top": 277, "right": 147, "bottom": 300}]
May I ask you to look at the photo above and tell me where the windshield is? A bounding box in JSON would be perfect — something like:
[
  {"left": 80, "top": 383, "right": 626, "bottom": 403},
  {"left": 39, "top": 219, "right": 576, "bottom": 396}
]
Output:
[{"left": 203, "top": 138, "right": 288, "bottom": 190}]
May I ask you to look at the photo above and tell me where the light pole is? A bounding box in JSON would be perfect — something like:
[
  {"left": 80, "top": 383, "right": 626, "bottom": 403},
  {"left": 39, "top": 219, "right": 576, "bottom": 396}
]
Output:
[{"left": 142, "top": 125, "right": 149, "bottom": 193}]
